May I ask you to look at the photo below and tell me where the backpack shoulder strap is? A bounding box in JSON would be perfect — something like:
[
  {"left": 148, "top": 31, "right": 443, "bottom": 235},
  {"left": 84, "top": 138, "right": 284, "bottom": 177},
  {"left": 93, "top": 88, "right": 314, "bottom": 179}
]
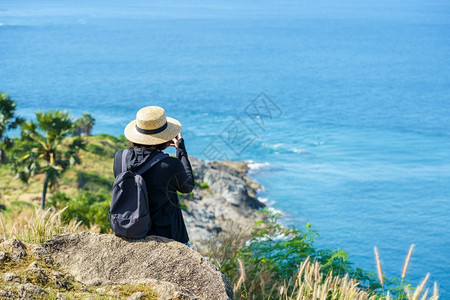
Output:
[
  {"left": 121, "top": 149, "right": 129, "bottom": 173},
  {"left": 136, "top": 151, "right": 169, "bottom": 176}
]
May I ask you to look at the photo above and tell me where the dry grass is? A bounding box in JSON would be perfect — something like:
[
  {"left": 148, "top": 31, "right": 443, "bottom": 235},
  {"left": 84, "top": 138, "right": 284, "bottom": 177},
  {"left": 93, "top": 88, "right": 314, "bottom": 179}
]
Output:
[
  {"left": 373, "top": 245, "right": 439, "bottom": 300},
  {"left": 230, "top": 255, "right": 440, "bottom": 300},
  {"left": 275, "top": 257, "right": 375, "bottom": 300},
  {"left": 206, "top": 221, "right": 252, "bottom": 264},
  {"left": 374, "top": 247, "right": 384, "bottom": 286},
  {"left": 0, "top": 207, "right": 85, "bottom": 244},
  {"left": 402, "top": 244, "right": 414, "bottom": 279}
]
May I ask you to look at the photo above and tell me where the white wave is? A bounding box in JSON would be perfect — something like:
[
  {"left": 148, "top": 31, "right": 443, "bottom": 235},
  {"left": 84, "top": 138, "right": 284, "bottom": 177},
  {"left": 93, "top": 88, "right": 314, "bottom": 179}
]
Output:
[
  {"left": 272, "top": 143, "right": 285, "bottom": 148},
  {"left": 312, "top": 140, "right": 324, "bottom": 146},
  {"left": 260, "top": 142, "right": 283, "bottom": 151},
  {"left": 261, "top": 142, "right": 312, "bottom": 156},
  {"left": 257, "top": 197, "right": 269, "bottom": 204},
  {"left": 266, "top": 206, "right": 284, "bottom": 216},
  {"left": 246, "top": 161, "right": 270, "bottom": 172},
  {"left": 290, "top": 148, "right": 313, "bottom": 155},
  {"left": 245, "top": 233, "right": 290, "bottom": 246},
  {"left": 0, "top": 23, "right": 4, "bottom": 27}
]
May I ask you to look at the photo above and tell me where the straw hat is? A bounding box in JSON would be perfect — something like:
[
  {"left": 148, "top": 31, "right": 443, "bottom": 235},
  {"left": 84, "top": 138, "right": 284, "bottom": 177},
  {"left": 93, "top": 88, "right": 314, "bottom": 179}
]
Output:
[{"left": 124, "top": 106, "right": 181, "bottom": 145}]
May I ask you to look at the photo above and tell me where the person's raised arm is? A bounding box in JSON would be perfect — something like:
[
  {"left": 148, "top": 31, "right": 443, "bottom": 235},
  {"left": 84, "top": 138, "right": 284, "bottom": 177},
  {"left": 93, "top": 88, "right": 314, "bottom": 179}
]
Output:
[{"left": 169, "top": 132, "right": 194, "bottom": 193}]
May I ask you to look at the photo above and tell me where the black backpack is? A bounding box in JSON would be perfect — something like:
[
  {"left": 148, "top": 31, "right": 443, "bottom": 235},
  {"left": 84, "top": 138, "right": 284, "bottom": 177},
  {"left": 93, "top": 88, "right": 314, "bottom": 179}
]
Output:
[{"left": 109, "top": 149, "right": 168, "bottom": 238}]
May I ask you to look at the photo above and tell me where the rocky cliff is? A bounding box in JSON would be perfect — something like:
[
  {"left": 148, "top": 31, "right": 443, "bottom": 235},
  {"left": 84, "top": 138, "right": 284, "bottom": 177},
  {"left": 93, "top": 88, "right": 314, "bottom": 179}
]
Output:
[{"left": 182, "top": 158, "right": 265, "bottom": 252}]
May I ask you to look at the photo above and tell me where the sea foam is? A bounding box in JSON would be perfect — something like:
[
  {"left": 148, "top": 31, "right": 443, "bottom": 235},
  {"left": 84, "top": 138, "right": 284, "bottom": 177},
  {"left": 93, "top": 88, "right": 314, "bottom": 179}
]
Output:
[{"left": 246, "top": 160, "right": 270, "bottom": 173}]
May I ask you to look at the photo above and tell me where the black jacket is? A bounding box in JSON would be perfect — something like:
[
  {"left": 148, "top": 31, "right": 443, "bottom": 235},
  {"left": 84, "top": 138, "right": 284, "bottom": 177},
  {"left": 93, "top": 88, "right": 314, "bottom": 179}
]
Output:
[{"left": 113, "top": 139, "right": 194, "bottom": 243}]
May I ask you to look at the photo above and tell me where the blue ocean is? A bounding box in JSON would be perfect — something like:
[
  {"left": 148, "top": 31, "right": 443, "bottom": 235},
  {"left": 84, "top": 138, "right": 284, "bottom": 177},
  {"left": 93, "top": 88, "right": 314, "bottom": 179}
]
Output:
[{"left": 1, "top": 0, "right": 449, "bottom": 296}]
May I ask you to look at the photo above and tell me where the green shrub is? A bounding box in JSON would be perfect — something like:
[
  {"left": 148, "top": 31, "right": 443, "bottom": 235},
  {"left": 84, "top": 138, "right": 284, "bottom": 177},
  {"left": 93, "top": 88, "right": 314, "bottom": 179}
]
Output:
[
  {"left": 5, "top": 201, "right": 34, "bottom": 214},
  {"left": 179, "top": 200, "right": 188, "bottom": 211},
  {"left": 207, "top": 208, "right": 378, "bottom": 299},
  {"left": 85, "top": 143, "right": 106, "bottom": 155},
  {"left": 94, "top": 133, "right": 128, "bottom": 147},
  {"left": 77, "top": 170, "right": 113, "bottom": 193},
  {"left": 199, "top": 182, "right": 209, "bottom": 189},
  {"left": 177, "top": 191, "right": 194, "bottom": 206},
  {"left": 9, "top": 201, "right": 34, "bottom": 208},
  {"left": 194, "top": 179, "right": 209, "bottom": 189},
  {"left": 95, "top": 133, "right": 120, "bottom": 142},
  {"left": 48, "top": 191, "right": 111, "bottom": 233}
]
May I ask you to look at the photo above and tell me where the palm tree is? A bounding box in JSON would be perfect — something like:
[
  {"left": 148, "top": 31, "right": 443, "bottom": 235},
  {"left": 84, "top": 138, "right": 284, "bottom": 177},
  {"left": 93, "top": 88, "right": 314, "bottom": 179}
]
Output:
[
  {"left": 18, "top": 110, "right": 85, "bottom": 209},
  {"left": 0, "top": 93, "right": 23, "bottom": 163},
  {"left": 74, "top": 113, "right": 95, "bottom": 143}
]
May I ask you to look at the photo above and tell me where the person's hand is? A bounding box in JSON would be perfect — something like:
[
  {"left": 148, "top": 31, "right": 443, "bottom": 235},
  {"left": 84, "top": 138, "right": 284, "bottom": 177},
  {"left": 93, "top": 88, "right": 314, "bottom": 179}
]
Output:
[{"left": 169, "top": 132, "right": 183, "bottom": 148}]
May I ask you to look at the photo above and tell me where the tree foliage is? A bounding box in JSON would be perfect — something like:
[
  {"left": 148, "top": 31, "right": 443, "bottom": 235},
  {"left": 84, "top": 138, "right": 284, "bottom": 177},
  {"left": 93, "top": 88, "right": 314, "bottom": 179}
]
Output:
[
  {"left": 11, "top": 110, "right": 85, "bottom": 209},
  {"left": 74, "top": 113, "right": 95, "bottom": 143},
  {"left": 0, "top": 92, "right": 23, "bottom": 163}
]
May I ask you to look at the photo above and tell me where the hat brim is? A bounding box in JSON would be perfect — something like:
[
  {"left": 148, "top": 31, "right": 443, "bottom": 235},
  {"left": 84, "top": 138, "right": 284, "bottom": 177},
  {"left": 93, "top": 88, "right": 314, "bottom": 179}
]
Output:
[{"left": 124, "top": 116, "right": 181, "bottom": 145}]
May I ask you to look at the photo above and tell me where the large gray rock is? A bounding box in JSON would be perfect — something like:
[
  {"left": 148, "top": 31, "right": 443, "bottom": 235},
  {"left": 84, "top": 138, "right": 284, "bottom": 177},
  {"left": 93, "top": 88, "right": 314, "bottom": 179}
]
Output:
[
  {"left": 183, "top": 158, "right": 265, "bottom": 252},
  {"left": 37, "top": 233, "right": 232, "bottom": 300}
]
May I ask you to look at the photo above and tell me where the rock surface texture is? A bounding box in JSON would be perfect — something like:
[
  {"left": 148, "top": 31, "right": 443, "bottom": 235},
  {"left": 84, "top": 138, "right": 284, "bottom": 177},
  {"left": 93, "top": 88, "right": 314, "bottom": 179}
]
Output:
[
  {"left": 36, "top": 232, "right": 233, "bottom": 299},
  {"left": 183, "top": 158, "right": 265, "bottom": 252}
]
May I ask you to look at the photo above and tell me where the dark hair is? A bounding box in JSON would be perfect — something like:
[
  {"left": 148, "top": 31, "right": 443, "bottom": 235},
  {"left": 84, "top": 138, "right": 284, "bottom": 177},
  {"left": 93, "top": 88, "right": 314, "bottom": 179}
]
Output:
[{"left": 128, "top": 140, "right": 171, "bottom": 151}]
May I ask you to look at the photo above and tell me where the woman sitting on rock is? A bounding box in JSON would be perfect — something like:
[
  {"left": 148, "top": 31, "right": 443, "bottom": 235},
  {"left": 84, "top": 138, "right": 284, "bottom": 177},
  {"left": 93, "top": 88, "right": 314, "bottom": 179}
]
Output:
[{"left": 113, "top": 106, "right": 194, "bottom": 246}]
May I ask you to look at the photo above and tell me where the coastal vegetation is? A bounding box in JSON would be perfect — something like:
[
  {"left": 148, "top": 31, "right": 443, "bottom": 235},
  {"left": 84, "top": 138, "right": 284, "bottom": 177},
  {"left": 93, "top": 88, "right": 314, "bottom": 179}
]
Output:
[
  {"left": 73, "top": 113, "right": 95, "bottom": 143},
  {"left": 12, "top": 111, "right": 85, "bottom": 209},
  {"left": 207, "top": 210, "right": 438, "bottom": 299},
  {"left": 0, "top": 98, "right": 439, "bottom": 299},
  {"left": 0, "top": 93, "right": 23, "bottom": 164}
]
